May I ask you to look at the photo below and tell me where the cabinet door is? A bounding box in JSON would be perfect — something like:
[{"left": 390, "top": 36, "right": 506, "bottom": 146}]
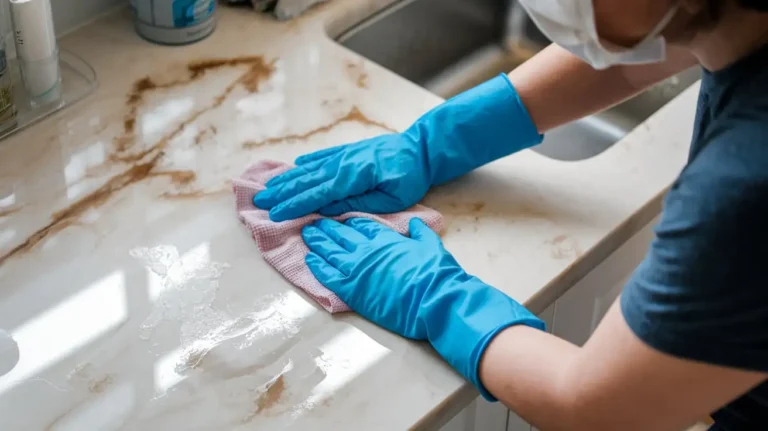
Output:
[
  {"left": 552, "top": 217, "right": 658, "bottom": 346},
  {"left": 476, "top": 397, "right": 511, "bottom": 431},
  {"left": 506, "top": 411, "right": 530, "bottom": 431},
  {"left": 440, "top": 397, "right": 508, "bottom": 431},
  {"left": 440, "top": 402, "right": 473, "bottom": 431}
]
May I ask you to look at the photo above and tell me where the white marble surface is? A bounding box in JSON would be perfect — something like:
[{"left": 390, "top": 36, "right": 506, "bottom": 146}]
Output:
[{"left": 0, "top": 2, "right": 699, "bottom": 430}]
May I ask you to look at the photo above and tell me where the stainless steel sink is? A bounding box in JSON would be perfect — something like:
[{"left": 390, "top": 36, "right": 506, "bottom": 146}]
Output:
[{"left": 336, "top": 0, "right": 700, "bottom": 161}]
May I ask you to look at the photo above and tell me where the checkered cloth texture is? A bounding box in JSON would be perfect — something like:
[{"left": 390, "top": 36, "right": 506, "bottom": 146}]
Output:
[{"left": 233, "top": 159, "right": 445, "bottom": 313}]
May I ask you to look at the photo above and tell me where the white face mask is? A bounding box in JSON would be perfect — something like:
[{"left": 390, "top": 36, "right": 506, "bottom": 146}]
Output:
[{"left": 518, "top": 0, "right": 678, "bottom": 70}]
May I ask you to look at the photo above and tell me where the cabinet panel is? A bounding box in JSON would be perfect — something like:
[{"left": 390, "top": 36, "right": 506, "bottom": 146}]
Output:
[
  {"left": 552, "top": 217, "right": 658, "bottom": 346},
  {"left": 506, "top": 410, "right": 530, "bottom": 431},
  {"left": 538, "top": 303, "right": 555, "bottom": 334},
  {"left": 440, "top": 401, "right": 473, "bottom": 431},
  {"left": 441, "top": 397, "right": 508, "bottom": 431},
  {"left": 476, "top": 397, "right": 510, "bottom": 431}
]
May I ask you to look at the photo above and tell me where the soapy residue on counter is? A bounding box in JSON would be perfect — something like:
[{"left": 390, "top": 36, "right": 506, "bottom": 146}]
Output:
[
  {"left": 131, "top": 244, "right": 231, "bottom": 345},
  {"left": 132, "top": 245, "right": 316, "bottom": 381}
]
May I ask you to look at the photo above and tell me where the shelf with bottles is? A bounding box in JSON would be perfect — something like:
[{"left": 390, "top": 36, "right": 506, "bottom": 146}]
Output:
[
  {"left": 0, "top": 0, "right": 98, "bottom": 143},
  {"left": 0, "top": 49, "right": 97, "bottom": 141}
]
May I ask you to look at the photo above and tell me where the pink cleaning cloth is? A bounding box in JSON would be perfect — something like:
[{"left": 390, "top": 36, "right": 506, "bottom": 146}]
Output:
[{"left": 232, "top": 160, "right": 445, "bottom": 313}]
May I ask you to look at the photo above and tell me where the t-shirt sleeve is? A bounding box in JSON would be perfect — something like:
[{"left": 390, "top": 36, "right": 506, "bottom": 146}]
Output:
[{"left": 621, "top": 125, "right": 768, "bottom": 372}]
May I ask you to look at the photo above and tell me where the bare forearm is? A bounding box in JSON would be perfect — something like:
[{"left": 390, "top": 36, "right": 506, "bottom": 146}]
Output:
[
  {"left": 478, "top": 302, "right": 766, "bottom": 431},
  {"left": 508, "top": 44, "right": 696, "bottom": 132},
  {"left": 479, "top": 325, "right": 583, "bottom": 430}
]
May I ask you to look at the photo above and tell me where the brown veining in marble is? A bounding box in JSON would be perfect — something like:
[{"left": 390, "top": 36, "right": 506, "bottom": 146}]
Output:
[
  {"left": 440, "top": 201, "right": 489, "bottom": 216},
  {"left": 187, "top": 57, "right": 274, "bottom": 82},
  {"left": 88, "top": 374, "right": 114, "bottom": 394},
  {"left": 0, "top": 57, "right": 276, "bottom": 266},
  {"left": 149, "top": 170, "right": 196, "bottom": 186},
  {"left": 0, "top": 154, "right": 161, "bottom": 266},
  {"left": 0, "top": 206, "right": 23, "bottom": 217},
  {"left": 247, "top": 375, "right": 286, "bottom": 419},
  {"left": 115, "top": 56, "right": 275, "bottom": 159},
  {"left": 550, "top": 234, "right": 568, "bottom": 245},
  {"left": 242, "top": 106, "right": 394, "bottom": 148},
  {"left": 160, "top": 188, "right": 229, "bottom": 200},
  {"left": 114, "top": 57, "right": 275, "bottom": 163},
  {"left": 193, "top": 125, "right": 218, "bottom": 146},
  {"left": 193, "top": 129, "right": 208, "bottom": 146},
  {"left": 547, "top": 235, "right": 584, "bottom": 260},
  {"left": 345, "top": 60, "right": 368, "bottom": 89}
]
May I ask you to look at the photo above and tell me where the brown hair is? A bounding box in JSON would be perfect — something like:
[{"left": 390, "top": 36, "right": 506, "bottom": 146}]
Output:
[
  {"left": 737, "top": 0, "right": 768, "bottom": 10},
  {"left": 700, "top": 0, "right": 768, "bottom": 24},
  {"left": 708, "top": 0, "right": 768, "bottom": 16}
]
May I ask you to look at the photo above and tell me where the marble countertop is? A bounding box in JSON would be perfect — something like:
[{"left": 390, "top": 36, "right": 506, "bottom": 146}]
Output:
[{"left": 0, "top": 2, "right": 699, "bottom": 430}]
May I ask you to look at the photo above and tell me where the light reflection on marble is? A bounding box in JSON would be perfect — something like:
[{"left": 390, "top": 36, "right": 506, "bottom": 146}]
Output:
[
  {"left": 1, "top": 270, "right": 128, "bottom": 394},
  {"left": 0, "top": 1, "right": 700, "bottom": 429}
]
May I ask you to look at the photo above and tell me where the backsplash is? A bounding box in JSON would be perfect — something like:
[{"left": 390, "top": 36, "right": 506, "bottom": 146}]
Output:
[
  {"left": 0, "top": 0, "right": 122, "bottom": 60},
  {"left": 2, "top": 0, "right": 122, "bottom": 36},
  {"left": 52, "top": 0, "right": 124, "bottom": 35}
]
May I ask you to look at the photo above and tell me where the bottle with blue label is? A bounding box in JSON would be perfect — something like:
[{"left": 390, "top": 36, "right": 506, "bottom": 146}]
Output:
[{"left": 131, "top": 0, "right": 216, "bottom": 45}]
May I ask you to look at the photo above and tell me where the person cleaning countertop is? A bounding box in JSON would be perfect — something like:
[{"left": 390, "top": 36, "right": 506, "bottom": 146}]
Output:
[
  {"left": 0, "top": 0, "right": 746, "bottom": 429},
  {"left": 253, "top": 0, "right": 768, "bottom": 429}
]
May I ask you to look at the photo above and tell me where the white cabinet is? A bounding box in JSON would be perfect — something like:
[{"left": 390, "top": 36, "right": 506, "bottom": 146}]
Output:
[
  {"left": 550, "top": 217, "right": 657, "bottom": 346},
  {"left": 439, "top": 402, "right": 471, "bottom": 431},
  {"left": 537, "top": 303, "right": 556, "bottom": 334},
  {"left": 506, "top": 409, "right": 531, "bottom": 431},
  {"left": 441, "top": 398, "right": 508, "bottom": 431},
  {"left": 443, "top": 217, "right": 659, "bottom": 431}
]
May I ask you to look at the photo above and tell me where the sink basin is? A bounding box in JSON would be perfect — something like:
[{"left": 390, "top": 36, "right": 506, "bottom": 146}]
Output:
[{"left": 336, "top": 0, "right": 700, "bottom": 161}]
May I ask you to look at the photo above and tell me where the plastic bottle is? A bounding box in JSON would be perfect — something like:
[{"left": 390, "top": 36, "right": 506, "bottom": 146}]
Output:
[
  {"left": 0, "top": 4, "right": 16, "bottom": 132},
  {"left": 131, "top": 0, "right": 217, "bottom": 45},
  {"left": 10, "top": 0, "right": 62, "bottom": 107}
]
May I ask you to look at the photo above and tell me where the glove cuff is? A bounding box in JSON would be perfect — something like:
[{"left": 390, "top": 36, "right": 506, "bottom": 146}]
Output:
[
  {"left": 405, "top": 74, "right": 544, "bottom": 186},
  {"left": 421, "top": 276, "right": 546, "bottom": 401}
]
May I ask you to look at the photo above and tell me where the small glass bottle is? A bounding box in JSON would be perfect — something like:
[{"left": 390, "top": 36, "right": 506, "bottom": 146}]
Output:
[{"left": 0, "top": 4, "right": 16, "bottom": 134}]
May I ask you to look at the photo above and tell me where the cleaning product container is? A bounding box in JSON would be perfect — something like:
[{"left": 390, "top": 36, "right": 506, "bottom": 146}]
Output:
[{"left": 130, "top": 0, "right": 216, "bottom": 45}]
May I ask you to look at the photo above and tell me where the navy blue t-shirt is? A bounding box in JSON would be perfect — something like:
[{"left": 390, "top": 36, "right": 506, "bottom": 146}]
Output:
[{"left": 621, "top": 43, "right": 768, "bottom": 430}]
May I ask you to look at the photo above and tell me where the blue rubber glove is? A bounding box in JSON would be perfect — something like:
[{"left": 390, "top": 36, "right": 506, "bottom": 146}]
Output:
[
  {"left": 255, "top": 74, "right": 542, "bottom": 222},
  {"left": 301, "top": 217, "right": 545, "bottom": 401}
]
